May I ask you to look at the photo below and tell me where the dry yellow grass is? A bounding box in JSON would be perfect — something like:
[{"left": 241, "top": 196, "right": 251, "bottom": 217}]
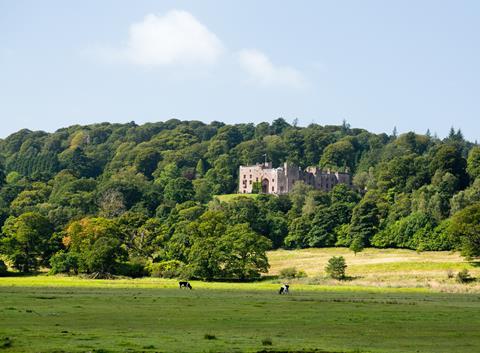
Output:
[{"left": 267, "top": 248, "right": 480, "bottom": 292}]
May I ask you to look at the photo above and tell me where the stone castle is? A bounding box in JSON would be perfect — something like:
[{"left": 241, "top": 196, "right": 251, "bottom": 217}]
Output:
[{"left": 239, "top": 162, "right": 352, "bottom": 195}]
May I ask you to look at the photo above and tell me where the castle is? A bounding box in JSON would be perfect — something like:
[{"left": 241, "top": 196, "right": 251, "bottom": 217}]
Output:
[{"left": 239, "top": 162, "right": 352, "bottom": 195}]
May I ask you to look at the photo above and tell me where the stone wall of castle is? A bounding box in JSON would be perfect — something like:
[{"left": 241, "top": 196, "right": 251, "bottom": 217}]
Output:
[{"left": 239, "top": 162, "right": 351, "bottom": 195}]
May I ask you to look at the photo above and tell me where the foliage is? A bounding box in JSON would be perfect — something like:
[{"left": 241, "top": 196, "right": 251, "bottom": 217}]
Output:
[
  {"left": 115, "top": 261, "right": 148, "bottom": 278},
  {"left": 371, "top": 212, "right": 436, "bottom": 249},
  {"left": 279, "top": 267, "right": 307, "bottom": 279},
  {"left": 186, "top": 212, "right": 271, "bottom": 280},
  {"left": 450, "top": 204, "right": 480, "bottom": 258},
  {"left": 325, "top": 256, "right": 347, "bottom": 279},
  {"left": 0, "top": 260, "right": 7, "bottom": 276},
  {"left": 49, "top": 250, "right": 79, "bottom": 275},
  {"left": 148, "top": 260, "right": 185, "bottom": 278},
  {"left": 284, "top": 215, "right": 312, "bottom": 249},
  {"left": 219, "top": 223, "right": 271, "bottom": 280},
  {"left": 0, "top": 119, "right": 479, "bottom": 274},
  {"left": 347, "top": 196, "right": 380, "bottom": 253},
  {"left": 1, "top": 212, "right": 54, "bottom": 272},
  {"left": 63, "top": 217, "right": 126, "bottom": 274},
  {"left": 467, "top": 146, "right": 480, "bottom": 180}
]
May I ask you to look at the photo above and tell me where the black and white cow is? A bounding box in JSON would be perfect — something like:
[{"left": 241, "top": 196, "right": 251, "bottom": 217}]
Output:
[
  {"left": 279, "top": 284, "right": 289, "bottom": 294},
  {"left": 179, "top": 281, "right": 193, "bottom": 290}
]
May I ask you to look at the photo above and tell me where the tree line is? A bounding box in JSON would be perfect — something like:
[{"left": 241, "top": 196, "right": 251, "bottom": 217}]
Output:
[{"left": 0, "top": 119, "right": 479, "bottom": 279}]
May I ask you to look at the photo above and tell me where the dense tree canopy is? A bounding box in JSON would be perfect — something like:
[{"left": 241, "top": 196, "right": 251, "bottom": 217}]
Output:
[
  {"left": 1, "top": 212, "right": 54, "bottom": 272},
  {"left": 0, "top": 119, "right": 479, "bottom": 276},
  {"left": 450, "top": 204, "right": 480, "bottom": 258}
]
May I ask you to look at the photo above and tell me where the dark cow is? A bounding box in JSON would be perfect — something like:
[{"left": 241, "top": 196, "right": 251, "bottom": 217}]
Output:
[
  {"left": 279, "top": 284, "right": 289, "bottom": 294},
  {"left": 179, "top": 281, "right": 192, "bottom": 290}
]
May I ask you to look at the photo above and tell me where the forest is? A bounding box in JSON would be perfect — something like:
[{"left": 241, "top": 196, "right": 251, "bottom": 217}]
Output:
[{"left": 0, "top": 118, "right": 479, "bottom": 280}]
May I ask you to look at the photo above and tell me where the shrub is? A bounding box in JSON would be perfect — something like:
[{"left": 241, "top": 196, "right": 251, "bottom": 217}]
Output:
[
  {"left": 325, "top": 256, "right": 347, "bottom": 279},
  {"left": 203, "top": 333, "right": 216, "bottom": 340},
  {"left": 148, "top": 260, "right": 185, "bottom": 278},
  {"left": 0, "top": 260, "right": 8, "bottom": 276},
  {"left": 456, "top": 269, "right": 474, "bottom": 283},
  {"left": 49, "top": 251, "right": 79, "bottom": 275},
  {"left": 115, "top": 262, "right": 148, "bottom": 278},
  {"left": 297, "top": 269, "right": 307, "bottom": 278},
  {"left": 279, "top": 267, "right": 307, "bottom": 279},
  {"left": 178, "top": 264, "right": 195, "bottom": 280},
  {"left": 261, "top": 337, "right": 273, "bottom": 346},
  {"left": 279, "top": 267, "right": 296, "bottom": 278},
  {"left": 252, "top": 181, "right": 261, "bottom": 194},
  {"left": 82, "top": 237, "right": 124, "bottom": 275}
]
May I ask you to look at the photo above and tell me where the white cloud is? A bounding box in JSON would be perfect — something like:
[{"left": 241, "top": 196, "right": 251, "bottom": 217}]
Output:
[
  {"left": 118, "top": 10, "right": 224, "bottom": 67},
  {"left": 91, "top": 10, "right": 307, "bottom": 87},
  {"left": 238, "top": 49, "right": 305, "bottom": 88}
]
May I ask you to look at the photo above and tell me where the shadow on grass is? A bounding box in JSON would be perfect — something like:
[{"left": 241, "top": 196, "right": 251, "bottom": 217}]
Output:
[
  {"left": 468, "top": 261, "right": 480, "bottom": 268},
  {"left": 204, "top": 275, "right": 279, "bottom": 283},
  {"left": 0, "top": 271, "right": 44, "bottom": 278},
  {"left": 341, "top": 275, "right": 362, "bottom": 281},
  {"left": 257, "top": 275, "right": 279, "bottom": 282}
]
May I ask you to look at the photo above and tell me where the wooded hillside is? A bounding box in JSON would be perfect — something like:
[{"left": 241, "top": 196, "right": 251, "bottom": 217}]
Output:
[{"left": 0, "top": 118, "right": 479, "bottom": 278}]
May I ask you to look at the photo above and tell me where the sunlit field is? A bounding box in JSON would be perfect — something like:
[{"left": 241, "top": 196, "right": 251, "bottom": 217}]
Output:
[
  {"left": 1, "top": 248, "right": 480, "bottom": 352},
  {"left": 214, "top": 193, "right": 259, "bottom": 202},
  {"left": 1, "top": 277, "right": 480, "bottom": 353},
  {"left": 268, "top": 248, "right": 480, "bottom": 293}
]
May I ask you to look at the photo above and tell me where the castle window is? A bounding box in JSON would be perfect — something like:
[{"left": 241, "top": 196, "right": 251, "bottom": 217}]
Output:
[
  {"left": 272, "top": 186, "right": 274, "bottom": 192},
  {"left": 243, "top": 174, "right": 246, "bottom": 179},
  {"left": 256, "top": 177, "right": 258, "bottom": 182},
  {"left": 272, "top": 179, "right": 275, "bottom": 183},
  {"left": 250, "top": 174, "right": 252, "bottom": 179},
  {"left": 249, "top": 180, "right": 252, "bottom": 185}
]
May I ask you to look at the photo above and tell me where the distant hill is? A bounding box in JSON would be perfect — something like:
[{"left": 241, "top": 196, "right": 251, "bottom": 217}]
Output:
[{"left": 0, "top": 118, "right": 479, "bottom": 277}]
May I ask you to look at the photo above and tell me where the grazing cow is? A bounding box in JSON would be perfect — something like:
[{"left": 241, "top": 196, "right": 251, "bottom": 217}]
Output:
[
  {"left": 279, "top": 284, "right": 290, "bottom": 294},
  {"left": 179, "top": 281, "right": 192, "bottom": 290}
]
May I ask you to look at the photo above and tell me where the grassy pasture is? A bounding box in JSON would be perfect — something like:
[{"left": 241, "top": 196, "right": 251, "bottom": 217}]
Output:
[
  {"left": 1, "top": 277, "right": 480, "bottom": 353},
  {"left": 268, "top": 248, "right": 480, "bottom": 292},
  {"left": 1, "top": 249, "right": 480, "bottom": 352}
]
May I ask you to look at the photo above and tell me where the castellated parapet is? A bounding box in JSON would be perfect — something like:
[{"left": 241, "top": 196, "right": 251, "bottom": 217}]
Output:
[{"left": 239, "top": 162, "right": 352, "bottom": 194}]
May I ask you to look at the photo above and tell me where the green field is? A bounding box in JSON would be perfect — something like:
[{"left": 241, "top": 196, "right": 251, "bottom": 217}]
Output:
[
  {"left": 214, "top": 193, "right": 259, "bottom": 202},
  {"left": 268, "top": 248, "right": 480, "bottom": 292},
  {"left": 1, "top": 277, "right": 480, "bottom": 353},
  {"left": 2, "top": 249, "right": 480, "bottom": 352}
]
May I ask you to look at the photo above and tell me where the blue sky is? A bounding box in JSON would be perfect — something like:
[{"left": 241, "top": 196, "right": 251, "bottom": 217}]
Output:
[{"left": 1, "top": 1, "right": 479, "bottom": 141}]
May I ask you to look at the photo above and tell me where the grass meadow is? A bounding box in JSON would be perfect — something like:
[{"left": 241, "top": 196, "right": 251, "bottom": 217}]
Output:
[
  {"left": 1, "top": 248, "right": 480, "bottom": 352},
  {"left": 214, "top": 194, "right": 259, "bottom": 203},
  {"left": 268, "top": 248, "right": 480, "bottom": 293}
]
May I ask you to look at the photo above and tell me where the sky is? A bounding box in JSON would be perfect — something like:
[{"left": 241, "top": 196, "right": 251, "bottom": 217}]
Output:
[{"left": 1, "top": 0, "right": 479, "bottom": 141}]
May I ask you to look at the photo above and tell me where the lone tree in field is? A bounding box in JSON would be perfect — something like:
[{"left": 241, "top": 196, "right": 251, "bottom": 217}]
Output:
[{"left": 325, "top": 256, "right": 347, "bottom": 280}]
